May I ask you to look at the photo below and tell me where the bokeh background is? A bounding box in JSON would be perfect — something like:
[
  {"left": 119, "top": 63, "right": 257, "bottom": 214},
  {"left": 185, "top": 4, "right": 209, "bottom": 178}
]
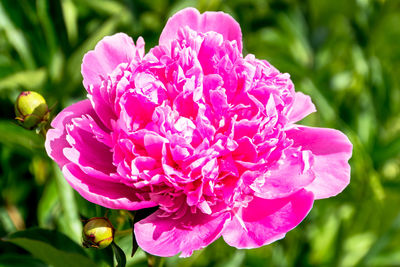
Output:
[{"left": 1, "top": 0, "right": 400, "bottom": 266}]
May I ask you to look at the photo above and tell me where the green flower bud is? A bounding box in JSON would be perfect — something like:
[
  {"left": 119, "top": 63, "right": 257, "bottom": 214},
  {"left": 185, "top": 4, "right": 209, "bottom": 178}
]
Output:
[
  {"left": 82, "top": 217, "right": 114, "bottom": 249},
  {"left": 15, "top": 91, "right": 49, "bottom": 130}
]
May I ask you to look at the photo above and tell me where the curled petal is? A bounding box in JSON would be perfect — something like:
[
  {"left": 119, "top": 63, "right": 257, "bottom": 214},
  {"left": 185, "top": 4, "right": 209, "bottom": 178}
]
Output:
[
  {"left": 160, "top": 7, "right": 242, "bottom": 53},
  {"left": 222, "top": 190, "right": 314, "bottom": 248},
  {"left": 81, "top": 33, "right": 143, "bottom": 91},
  {"left": 82, "top": 34, "right": 144, "bottom": 128},
  {"left": 63, "top": 163, "right": 157, "bottom": 210},
  {"left": 287, "top": 92, "right": 316, "bottom": 124},
  {"left": 45, "top": 100, "right": 94, "bottom": 168},
  {"left": 63, "top": 115, "right": 115, "bottom": 181},
  {"left": 286, "top": 126, "right": 352, "bottom": 199}
]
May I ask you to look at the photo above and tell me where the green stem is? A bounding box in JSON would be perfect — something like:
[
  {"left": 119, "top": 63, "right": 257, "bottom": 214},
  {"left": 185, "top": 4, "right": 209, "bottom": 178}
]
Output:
[
  {"left": 147, "top": 254, "right": 165, "bottom": 267},
  {"left": 114, "top": 228, "right": 132, "bottom": 237},
  {"left": 39, "top": 126, "right": 47, "bottom": 139}
]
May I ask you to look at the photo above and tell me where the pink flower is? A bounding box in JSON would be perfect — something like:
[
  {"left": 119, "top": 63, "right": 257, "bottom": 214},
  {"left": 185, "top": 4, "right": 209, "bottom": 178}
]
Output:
[{"left": 45, "top": 8, "right": 352, "bottom": 257}]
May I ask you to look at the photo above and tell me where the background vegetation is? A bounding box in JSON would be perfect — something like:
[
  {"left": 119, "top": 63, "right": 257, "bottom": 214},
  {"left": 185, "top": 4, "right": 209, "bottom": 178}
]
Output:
[{"left": 1, "top": 0, "right": 400, "bottom": 266}]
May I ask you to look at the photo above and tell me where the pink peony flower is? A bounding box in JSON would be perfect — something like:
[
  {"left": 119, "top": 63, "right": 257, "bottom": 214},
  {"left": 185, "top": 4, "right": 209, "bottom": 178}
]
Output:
[{"left": 45, "top": 8, "right": 352, "bottom": 257}]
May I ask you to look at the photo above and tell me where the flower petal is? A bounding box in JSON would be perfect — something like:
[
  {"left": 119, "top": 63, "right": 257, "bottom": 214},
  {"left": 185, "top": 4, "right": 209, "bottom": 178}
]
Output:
[
  {"left": 245, "top": 149, "right": 315, "bottom": 199},
  {"left": 222, "top": 189, "right": 314, "bottom": 248},
  {"left": 286, "top": 126, "right": 352, "bottom": 199},
  {"left": 63, "top": 114, "right": 115, "bottom": 181},
  {"left": 45, "top": 100, "right": 94, "bottom": 168},
  {"left": 81, "top": 34, "right": 145, "bottom": 129},
  {"left": 287, "top": 92, "right": 316, "bottom": 123},
  {"left": 62, "top": 163, "right": 157, "bottom": 210},
  {"left": 160, "top": 7, "right": 242, "bottom": 53},
  {"left": 81, "top": 33, "right": 143, "bottom": 91},
  {"left": 134, "top": 209, "right": 230, "bottom": 257}
]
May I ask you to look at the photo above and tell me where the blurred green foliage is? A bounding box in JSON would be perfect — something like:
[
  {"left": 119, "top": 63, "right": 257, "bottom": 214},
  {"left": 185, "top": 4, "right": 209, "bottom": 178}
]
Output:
[{"left": 1, "top": 0, "right": 400, "bottom": 266}]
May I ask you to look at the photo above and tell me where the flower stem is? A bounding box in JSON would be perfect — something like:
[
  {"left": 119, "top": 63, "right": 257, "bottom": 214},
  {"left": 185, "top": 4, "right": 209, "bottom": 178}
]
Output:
[
  {"left": 147, "top": 254, "right": 165, "bottom": 267},
  {"left": 114, "top": 228, "right": 132, "bottom": 237},
  {"left": 39, "top": 126, "right": 47, "bottom": 139}
]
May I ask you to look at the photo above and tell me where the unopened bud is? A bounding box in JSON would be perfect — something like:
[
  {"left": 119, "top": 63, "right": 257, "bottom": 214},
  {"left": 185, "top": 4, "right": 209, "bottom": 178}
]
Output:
[
  {"left": 15, "top": 91, "right": 49, "bottom": 130},
  {"left": 82, "top": 217, "right": 114, "bottom": 249}
]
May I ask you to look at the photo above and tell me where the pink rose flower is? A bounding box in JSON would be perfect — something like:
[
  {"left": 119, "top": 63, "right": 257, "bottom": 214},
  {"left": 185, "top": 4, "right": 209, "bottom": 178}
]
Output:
[{"left": 45, "top": 8, "right": 352, "bottom": 257}]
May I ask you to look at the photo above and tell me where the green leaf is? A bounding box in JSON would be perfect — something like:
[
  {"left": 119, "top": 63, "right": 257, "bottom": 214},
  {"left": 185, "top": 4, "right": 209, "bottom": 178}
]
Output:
[
  {"left": 216, "top": 250, "right": 245, "bottom": 267},
  {"left": 36, "top": 0, "right": 57, "bottom": 54},
  {"left": 0, "top": 2, "right": 36, "bottom": 69},
  {"left": 0, "top": 207, "right": 17, "bottom": 233},
  {"left": 360, "top": 212, "right": 400, "bottom": 265},
  {"left": 78, "top": 0, "right": 126, "bottom": 16},
  {"left": 61, "top": 0, "right": 78, "bottom": 45},
  {"left": 52, "top": 162, "right": 82, "bottom": 243},
  {"left": 0, "top": 69, "right": 47, "bottom": 91},
  {"left": 0, "top": 120, "right": 43, "bottom": 153},
  {"left": 73, "top": 191, "right": 107, "bottom": 220},
  {"left": 2, "top": 228, "right": 97, "bottom": 267},
  {"left": 65, "top": 17, "right": 119, "bottom": 92},
  {"left": 0, "top": 253, "right": 48, "bottom": 267},
  {"left": 37, "top": 177, "right": 58, "bottom": 228},
  {"left": 111, "top": 242, "right": 126, "bottom": 267}
]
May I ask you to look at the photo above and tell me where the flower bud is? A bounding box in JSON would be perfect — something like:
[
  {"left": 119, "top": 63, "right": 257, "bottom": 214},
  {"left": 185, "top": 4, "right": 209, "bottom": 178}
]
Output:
[
  {"left": 15, "top": 91, "right": 49, "bottom": 130},
  {"left": 82, "top": 217, "right": 114, "bottom": 249}
]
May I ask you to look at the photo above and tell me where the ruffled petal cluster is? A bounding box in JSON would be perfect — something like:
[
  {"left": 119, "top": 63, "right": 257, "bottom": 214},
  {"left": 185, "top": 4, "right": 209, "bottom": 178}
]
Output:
[{"left": 46, "top": 8, "right": 352, "bottom": 257}]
